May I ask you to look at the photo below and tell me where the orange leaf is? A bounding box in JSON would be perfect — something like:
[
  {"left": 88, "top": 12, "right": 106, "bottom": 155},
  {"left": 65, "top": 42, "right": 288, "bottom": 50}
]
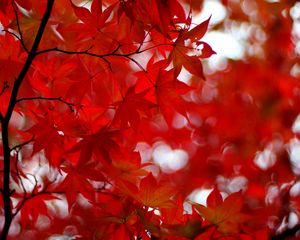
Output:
[
  {"left": 192, "top": 188, "right": 251, "bottom": 235},
  {"left": 136, "top": 173, "right": 177, "bottom": 208}
]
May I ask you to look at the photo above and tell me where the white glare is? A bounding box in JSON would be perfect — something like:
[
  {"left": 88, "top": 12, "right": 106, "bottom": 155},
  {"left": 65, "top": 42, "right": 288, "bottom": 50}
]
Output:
[
  {"left": 201, "top": 0, "right": 227, "bottom": 25},
  {"left": 254, "top": 148, "right": 276, "bottom": 170},
  {"left": 265, "top": 185, "right": 279, "bottom": 205},
  {"left": 288, "top": 212, "right": 299, "bottom": 228},
  {"left": 288, "top": 138, "right": 300, "bottom": 174},
  {"left": 194, "top": 0, "right": 227, "bottom": 25},
  {"left": 152, "top": 143, "right": 188, "bottom": 173},
  {"left": 290, "top": 181, "right": 300, "bottom": 197},
  {"left": 135, "top": 142, "right": 152, "bottom": 163},
  {"left": 217, "top": 175, "right": 248, "bottom": 193},
  {"left": 172, "top": 113, "right": 188, "bottom": 129},
  {"left": 57, "top": 130, "right": 65, "bottom": 136},
  {"left": 188, "top": 188, "right": 213, "bottom": 206},
  {"left": 202, "top": 31, "right": 245, "bottom": 60},
  {"left": 292, "top": 115, "right": 300, "bottom": 133}
]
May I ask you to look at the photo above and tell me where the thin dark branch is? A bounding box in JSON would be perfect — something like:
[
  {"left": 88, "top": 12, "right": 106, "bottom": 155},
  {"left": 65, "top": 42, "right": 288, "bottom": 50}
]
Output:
[
  {"left": 14, "top": 151, "right": 27, "bottom": 197},
  {"left": 35, "top": 42, "right": 174, "bottom": 72},
  {"left": 10, "top": 137, "right": 34, "bottom": 152},
  {"left": 111, "top": 42, "right": 122, "bottom": 54},
  {"left": 12, "top": 189, "right": 64, "bottom": 218},
  {"left": 36, "top": 43, "right": 172, "bottom": 57},
  {"left": 2, "top": 29, "right": 22, "bottom": 41},
  {"left": 135, "top": 31, "right": 150, "bottom": 53},
  {"left": 125, "top": 56, "right": 147, "bottom": 73},
  {"left": 16, "top": 96, "right": 76, "bottom": 112},
  {"left": 36, "top": 46, "right": 91, "bottom": 56},
  {"left": 0, "top": 81, "right": 9, "bottom": 96},
  {"left": 11, "top": 1, "right": 29, "bottom": 53},
  {"left": 29, "top": 173, "right": 38, "bottom": 192},
  {"left": 101, "top": 56, "right": 112, "bottom": 70},
  {"left": 13, "top": 174, "right": 61, "bottom": 218}
]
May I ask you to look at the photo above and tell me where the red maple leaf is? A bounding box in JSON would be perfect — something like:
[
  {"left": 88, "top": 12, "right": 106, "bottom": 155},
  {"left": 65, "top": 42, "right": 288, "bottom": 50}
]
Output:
[
  {"left": 169, "top": 16, "right": 215, "bottom": 79},
  {"left": 112, "top": 85, "right": 155, "bottom": 130}
]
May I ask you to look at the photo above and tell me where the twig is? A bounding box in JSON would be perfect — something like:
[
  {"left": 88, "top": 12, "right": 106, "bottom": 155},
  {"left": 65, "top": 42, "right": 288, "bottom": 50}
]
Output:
[
  {"left": 125, "top": 55, "right": 147, "bottom": 72},
  {"left": 0, "top": 81, "right": 9, "bottom": 96},
  {"left": 12, "top": 189, "right": 65, "bottom": 218},
  {"left": 10, "top": 137, "right": 34, "bottom": 152},
  {"left": 15, "top": 151, "right": 27, "bottom": 197},
  {"left": 16, "top": 96, "right": 76, "bottom": 112},
  {"left": 2, "top": 29, "right": 22, "bottom": 41},
  {"left": 36, "top": 43, "right": 172, "bottom": 58},
  {"left": 11, "top": 1, "right": 29, "bottom": 53},
  {"left": 29, "top": 173, "right": 39, "bottom": 192},
  {"left": 35, "top": 43, "right": 174, "bottom": 73}
]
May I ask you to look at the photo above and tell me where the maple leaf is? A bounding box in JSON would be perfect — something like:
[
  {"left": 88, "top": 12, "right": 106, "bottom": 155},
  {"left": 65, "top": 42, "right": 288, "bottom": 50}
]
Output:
[
  {"left": 169, "top": 16, "right": 215, "bottom": 79},
  {"left": 28, "top": 113, "right": 65, "bottom": 167},
  {"left": 16, "top": 193, "right": 59, "bottom": 227},
  {"left": 68, "top": 125, "right": 120, "bottom": 166},
  {"left": 112, "top": 85, "right": 155, "bottom": 129},
  {"left": 182, "top": 17, "right": 211, "bottom": 42},
  {"left": 191, "top": 188, "right": 250, "bottom": 235},
  {"left": 154, "top": 63, "right": 193, "bottom": 124},
  {"left": 159, "top": 196, "right": 207, "bottom": 238},
  {"left": 31, "top": 57, "right": 78, "bottom": 96},
  {"left": 3, "top": 0, "right": 297, "bottom": 239},
  {"left": 119, "top": 0, "right": 186, "bottom": 38},
  {"left": 144, "top": 0, "right": 186, "bottom": 36},
  {"left": 0, "top": 34, "right": 28, "bottom": 114},
  {"left": 56, "top": 165, "right": 96, "bottom": 210},
  {"left": 136, "top": 58, "right": 194, "bottom": 125},
  {"left": 136, "top": 173, "right": 177, "bottom": 208},
  {"left": 6, "top": 1, "right": 64, "bottom": 49},
  {"left": 71, "top": 0, "right": 116, "bottom": 28},
  {"left": 58, "top": 0, "right": 119, "bottom": 54},
  {"left": 106, "top": 150, "right": 149, "bottom": 184},
  {"left": 167, "top": 220, "right": 203, "bottom": 238}
]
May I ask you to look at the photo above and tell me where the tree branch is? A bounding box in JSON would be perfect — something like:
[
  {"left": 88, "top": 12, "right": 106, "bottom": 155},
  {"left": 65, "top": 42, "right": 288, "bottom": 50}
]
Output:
[
  {"left": 35, "top": 43, "right": 173, "bottom": 72},
  {"left": 16, "top": 96, "right": 76, "bottom": 112},
  {"left": 0, "top": 1, "right": 55, "bottom": 239},
  {"left": 35, "top": 43, "right": 171, "bottom": 58},
  {"left": 11, "top": 1, "right": 29, "bottom": 53}
]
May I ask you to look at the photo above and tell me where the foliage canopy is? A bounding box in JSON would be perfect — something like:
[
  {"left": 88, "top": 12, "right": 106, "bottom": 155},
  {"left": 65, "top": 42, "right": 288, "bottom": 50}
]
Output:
[{"left": 0, "top": 0, "right": 300, "bottom": 239}]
